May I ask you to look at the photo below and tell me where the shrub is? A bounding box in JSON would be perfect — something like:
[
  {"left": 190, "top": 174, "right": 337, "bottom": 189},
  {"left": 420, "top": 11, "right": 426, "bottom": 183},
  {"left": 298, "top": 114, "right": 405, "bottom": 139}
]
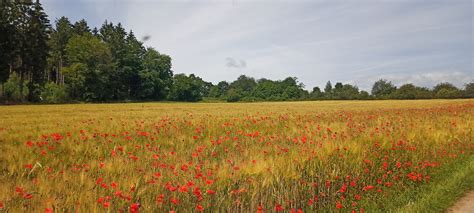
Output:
[
  {"left": 41, "top": 82, "right": 69, "bottom": 103},
  {"left": 3, "top": 73, "right": 28, "bottom": 102}
]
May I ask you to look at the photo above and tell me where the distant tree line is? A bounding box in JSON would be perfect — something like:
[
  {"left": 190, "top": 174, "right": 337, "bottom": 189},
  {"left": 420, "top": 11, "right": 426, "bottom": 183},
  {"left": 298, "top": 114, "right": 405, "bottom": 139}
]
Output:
[
  {"left": 206, "top": 77, "right": 473, "bottom": 102},
  {"left": 0, "top": 1, "right": 473, "bottom": 104}
]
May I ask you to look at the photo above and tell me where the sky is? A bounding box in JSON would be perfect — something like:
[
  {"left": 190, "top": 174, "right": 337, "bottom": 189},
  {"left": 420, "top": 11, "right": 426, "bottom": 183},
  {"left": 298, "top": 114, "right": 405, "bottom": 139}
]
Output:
[{"left": 42, "top": 0, "right": 473, "bottom": 91}]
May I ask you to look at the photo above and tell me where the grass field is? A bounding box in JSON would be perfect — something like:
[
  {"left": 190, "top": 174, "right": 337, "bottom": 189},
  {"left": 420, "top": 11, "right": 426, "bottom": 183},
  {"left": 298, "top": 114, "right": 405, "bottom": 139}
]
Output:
[{"left": 0, "top": 100, "right": 473, "bottom": 212}]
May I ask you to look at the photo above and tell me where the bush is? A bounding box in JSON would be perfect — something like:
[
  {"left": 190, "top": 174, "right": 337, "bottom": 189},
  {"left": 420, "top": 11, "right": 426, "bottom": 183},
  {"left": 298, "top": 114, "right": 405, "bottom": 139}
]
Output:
[
  {"left": 41, "top": 82, "right": 68, "bottom": 103},
  {"left": 436, "top": 88, "right": 461, "bottom": 99},
  {"left": 3, "top": 73, "right": 28, "bottom": 102}
]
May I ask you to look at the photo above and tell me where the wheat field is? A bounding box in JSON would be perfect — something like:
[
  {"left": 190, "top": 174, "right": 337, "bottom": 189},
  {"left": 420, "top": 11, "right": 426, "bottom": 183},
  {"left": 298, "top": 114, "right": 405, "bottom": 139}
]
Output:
[{"left": 0, "top": 100, "right": 473, "bottom": 212}]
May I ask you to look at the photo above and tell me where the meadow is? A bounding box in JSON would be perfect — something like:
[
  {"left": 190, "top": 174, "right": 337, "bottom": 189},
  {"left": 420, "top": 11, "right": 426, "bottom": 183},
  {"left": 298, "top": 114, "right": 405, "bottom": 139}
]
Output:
[{"left": 0, "top": 100, "right": 473, "bottom": 212}]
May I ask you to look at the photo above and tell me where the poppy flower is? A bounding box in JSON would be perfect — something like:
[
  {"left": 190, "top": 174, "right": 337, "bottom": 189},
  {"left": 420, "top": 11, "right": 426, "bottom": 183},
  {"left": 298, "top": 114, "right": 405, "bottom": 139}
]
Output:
[
  {"left": 336, "top": 201, "right": 343, "bottom": 209},
  {"left": 196, "top": 204, "right": 204, "bottom": 212},
  {"left": 170, "top": 198, "right": 179, "bottom": 205},
  {"left": 275, "top": 204, "right": 284, "bottom": 211},
  {"left": 130, "top": 203, "right": 140, "bottom": 213}
]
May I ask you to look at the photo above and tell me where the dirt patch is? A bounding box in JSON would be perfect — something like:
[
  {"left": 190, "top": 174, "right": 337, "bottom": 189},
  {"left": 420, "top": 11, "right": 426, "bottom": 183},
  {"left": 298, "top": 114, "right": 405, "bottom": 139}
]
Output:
[{"left": 447, "top": 190, "right": 474, "bottom": 213}]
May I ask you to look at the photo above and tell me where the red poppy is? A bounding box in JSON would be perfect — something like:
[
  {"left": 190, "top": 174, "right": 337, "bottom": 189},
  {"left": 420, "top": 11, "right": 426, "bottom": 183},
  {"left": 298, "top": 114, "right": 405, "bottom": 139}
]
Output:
[
  {"left": 336, "top": 201, "right": 343, "bottom": 209},
  {"left": 196, "top": 204, "right": 204, "bottom": 212},
  {"left": 170, "top": 198, "right": 179, "bottom": 205},
  {"left": 275, "top": 204, "right": 284, "bottom": 211},
  {"left": 354, "top": 194, "right": 362, "bottom": 201},
  {"left": 23, "top": 193, "right": 33, "bottom": 199},
  {"left": 130, "top": 203, "right": 140, "bottom": 213},
  {"left": 362, "top": 185, "right": 375, "bottom": 191}
]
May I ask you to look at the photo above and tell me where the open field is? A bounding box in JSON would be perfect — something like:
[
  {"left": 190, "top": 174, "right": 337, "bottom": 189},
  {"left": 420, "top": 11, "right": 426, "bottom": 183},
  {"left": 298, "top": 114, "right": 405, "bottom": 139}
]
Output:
[{"left": 0, "top": 100, "right": 473, "bottom": 212}]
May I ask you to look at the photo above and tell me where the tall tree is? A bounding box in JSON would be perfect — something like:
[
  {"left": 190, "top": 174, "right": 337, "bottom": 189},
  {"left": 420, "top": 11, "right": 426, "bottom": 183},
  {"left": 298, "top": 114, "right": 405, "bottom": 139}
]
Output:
[
  {"left": 332, "top": 82, "right": 343, "bottom": 99},
  {"left": 137, "top": 48, "right": 173, "bottom": 100},
  {"left": 6, "top": 1, "right": 33, "bottom": 101},
  {"left": 49, "top": 16, "right": 73, "bottom": 85},
  {"left": 310, "top": 86, "right": 323, "bottom": 99},
  {"left": 63, "top": 34, "right": 115, "bottom": 101},
  {"left": 324, "top": 81, "right": 332, "bottom": 98},
  {"left": 229, "top": 75, "right": 257, "bottom": 96},
  {"left": 433, "top": 82, "right": 461, "bottom": 99},
  {"left": 463, "top": 82, "right": 474, "bottom": 98},
  {"left": 72, "top": 19, "right": 90, "bottom": 36},
  {"left": 339, "top": 84, "right": 360, "bottom": 100},
  {"left": 371, "top": 79, "right": 396, "bottom": 98},
  {"left": 26, "top": 0, "right": 51, "bottom": 101},
  {"left": 0, "top": 1, "right": 17, "bottom": 89},
  {"left": 124, "top": 31, "right": 145, "bottom": 97},
  {"left": 168, "top": 74, "right": 204, "bottom": 102}
]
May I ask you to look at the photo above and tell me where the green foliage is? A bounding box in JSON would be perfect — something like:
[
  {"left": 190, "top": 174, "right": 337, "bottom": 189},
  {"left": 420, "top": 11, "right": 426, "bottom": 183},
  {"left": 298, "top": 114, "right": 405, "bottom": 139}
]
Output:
[
  {"left": 41, "top": 82, "right": 68, "bottom": 103},
  {"left": 64, "top": 34, "right": 115, "bottom": 101},
  {"left": 310, "top": 86, "right": 323, "bottom": 100},
  {"left": 230, "top": 77, "right": 307, "bottom": 102},
  {"left": 463, "top": 82, "right": 474, "bottom": 98},
  {"left": 332, "top": 83, "right": 360, "bottom": 100},
  {"left": 49, "top": 16, "right": 73, "bottom": 84},
  {"left": 229, "top": 75, "right": 257, "bottom": 97},
  {"left": 137, "top": 48, "right": 172, "bottom": 100},
  {"left": 168, "top": 74, "right": 206, "bottom": 102},
  {"left": 72, "top": 19, "right": 90, "bottom": 36},
  {"left": 3, "top": 73, "right": 28, "bottom": 101},
  {"left": 372, "top": 79, "right": 396, "bottom": 98},
  {"left": 359, "top": 91, "right": 371, "bottom": 100},
  {"left": 391, "top": 84, "right": 434, "bottom": 99},
  {"left": 226, "top": 88, "right": 242, "bottom": 102},
  {"left": 324, "top": 81, "right": 333, "bottom": 98},
  {"left": 433, "top": 83, "right": 461, "bottom": 99},
  {"left": 436, "top": 88, "right": 461, "bottom": 99},
  {"left": 0, "top": 1, "right": 51, "bottom": 102},
  {"left": 208, "top": 86, "right": 221, "bottom": 98},
  {"left": 0, "top": 2, "right": 16, "bottom": 84},
  {"left": 392, "top": 84, "right": 417, "bottom": 99}
]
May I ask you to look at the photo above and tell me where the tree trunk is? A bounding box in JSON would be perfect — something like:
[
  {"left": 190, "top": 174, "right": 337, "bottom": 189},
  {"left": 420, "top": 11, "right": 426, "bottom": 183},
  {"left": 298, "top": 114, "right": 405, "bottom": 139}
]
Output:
[
  {"left": 57, "top": 61, "right": 60, "bottom": 84},
  {"left": 19, "top": 70, "right": 24, "bottom": 101}
]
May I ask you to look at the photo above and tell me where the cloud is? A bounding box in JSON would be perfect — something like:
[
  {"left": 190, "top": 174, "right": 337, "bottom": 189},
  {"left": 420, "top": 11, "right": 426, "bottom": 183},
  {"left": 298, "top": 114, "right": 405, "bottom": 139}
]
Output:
[
  {"left": 225, "top": 57, "right": 247, "bottom": 69},
  {"left": 41, "top": 0, "right": 473, "bottom": 90}
]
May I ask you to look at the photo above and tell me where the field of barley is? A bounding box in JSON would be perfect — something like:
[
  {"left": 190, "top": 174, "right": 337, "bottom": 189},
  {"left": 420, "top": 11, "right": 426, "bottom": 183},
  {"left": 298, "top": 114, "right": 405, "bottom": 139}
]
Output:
[{"left": 0, "top": 100, "right": 473, "bottom": 212}]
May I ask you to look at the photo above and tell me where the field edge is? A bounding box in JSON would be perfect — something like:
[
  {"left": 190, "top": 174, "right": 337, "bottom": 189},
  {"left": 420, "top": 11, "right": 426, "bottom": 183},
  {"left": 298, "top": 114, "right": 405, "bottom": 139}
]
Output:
[{"left": 388, "top": 155, "right": 474, "bottom": 212}]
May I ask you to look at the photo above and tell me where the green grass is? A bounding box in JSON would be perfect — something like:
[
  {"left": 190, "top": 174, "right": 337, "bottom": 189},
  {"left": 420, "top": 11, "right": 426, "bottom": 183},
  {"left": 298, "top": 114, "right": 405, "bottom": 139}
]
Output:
[{"left": 397, "top": 155, "right": 474, "bottom": 212}]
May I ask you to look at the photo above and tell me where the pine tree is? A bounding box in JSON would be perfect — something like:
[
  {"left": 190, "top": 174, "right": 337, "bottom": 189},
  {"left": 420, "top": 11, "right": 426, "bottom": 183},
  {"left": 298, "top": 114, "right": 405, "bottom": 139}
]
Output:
[
  {"left": 26, "top": 0, "right": 51, "bottom": 101},
  {"left": 0, "top": 1, "right": 16, "bottom": 90},
  {"left": 73, "top": 19, "right": 90, "bottom": 36},
  {"left": 49, "top": 16, "right": 73, "bottom": 85}
]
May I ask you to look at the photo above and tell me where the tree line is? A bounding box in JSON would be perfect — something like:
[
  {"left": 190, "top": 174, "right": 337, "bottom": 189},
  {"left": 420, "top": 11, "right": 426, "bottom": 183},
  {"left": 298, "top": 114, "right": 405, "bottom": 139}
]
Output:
[{"left": 1, "top": 1, "right": 472, "bottom": 104}]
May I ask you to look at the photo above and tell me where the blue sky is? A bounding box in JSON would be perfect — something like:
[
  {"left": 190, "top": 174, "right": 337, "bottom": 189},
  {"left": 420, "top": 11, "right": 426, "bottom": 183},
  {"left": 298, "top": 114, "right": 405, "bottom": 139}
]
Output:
[{"left": 42, "top": 0, "right": 473, "bottom": 91}]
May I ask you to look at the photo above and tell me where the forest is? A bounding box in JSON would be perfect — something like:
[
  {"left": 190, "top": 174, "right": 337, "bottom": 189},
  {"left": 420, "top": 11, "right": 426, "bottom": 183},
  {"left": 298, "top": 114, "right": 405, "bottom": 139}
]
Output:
[{"left": 1, "top": 1, "right": 473, "bottom": 104}]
